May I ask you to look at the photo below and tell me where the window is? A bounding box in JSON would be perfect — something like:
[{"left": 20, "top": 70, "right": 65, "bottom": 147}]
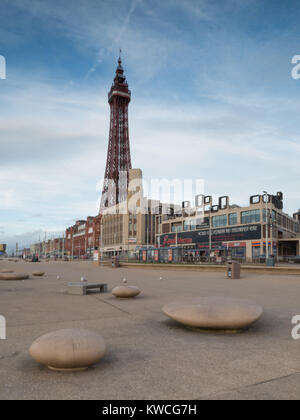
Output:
[
  {"left": 212, "top": 214, "right": 227, "bottom": 228},
  {"left": 184, "top": 218, "right": 197, "bottom": 231},
  {"left": 277, "top": 213, "right": 282, "bottom": 226},
  {"left": 228, "top": 213, "right": 238, "bottom": 225},
  {"left": 162, "top": 223, "right": 170, "bottom": 233},
  {"left": 252, "top": 246, "right": 261, "bottom": 259},
  {"left": 262, "top": 209, "right": 273, "bottom": 222},
  {"left": 183, "top": 217, "right": 209, "bottom": 231},
  {"left": 183, "top": 221, "right": 188, "bottom": 231},
  {"left": 241, "top": 209, "right": 260, "bottom": 224},
  {"left": 172, "top": 223, "right": 182, "bottom": 232},
  {"left": 231, "top": 247, "right": 246, "bottom": 259}
]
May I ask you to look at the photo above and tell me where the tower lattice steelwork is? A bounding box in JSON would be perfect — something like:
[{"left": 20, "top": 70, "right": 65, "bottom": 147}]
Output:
[{"left": 99, "top": 55, "right": 132, "bottom": 213}]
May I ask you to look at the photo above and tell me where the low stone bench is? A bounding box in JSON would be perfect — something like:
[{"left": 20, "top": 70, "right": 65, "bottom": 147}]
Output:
[{"left": 68, "top": 282, "right": 108, "bottom": 296}]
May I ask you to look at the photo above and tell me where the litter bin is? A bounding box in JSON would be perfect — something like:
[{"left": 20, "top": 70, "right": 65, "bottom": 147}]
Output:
[
  {"left": 111, "top": 256, "right": 120, "bottom": 268},
  {"left": 266, "top": 256, "right": 275, "bottom": 267},
  {"left": 227, "top": 260, "right": 240, "bottom": 279}
]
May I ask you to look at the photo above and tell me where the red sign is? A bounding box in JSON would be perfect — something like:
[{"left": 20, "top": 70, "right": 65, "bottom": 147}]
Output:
[{"left": 223, "top": 242, "right": 246, "bottom": 248}]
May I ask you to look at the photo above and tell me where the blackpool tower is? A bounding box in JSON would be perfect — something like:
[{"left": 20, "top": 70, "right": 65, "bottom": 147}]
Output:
[{"left": 99, "top": 54, "right": 132, "bottom": 213}]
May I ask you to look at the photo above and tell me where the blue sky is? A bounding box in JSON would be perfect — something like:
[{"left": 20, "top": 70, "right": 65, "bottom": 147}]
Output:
[{"left": 0, "top": 0, "right": 300, "bottom": 250}]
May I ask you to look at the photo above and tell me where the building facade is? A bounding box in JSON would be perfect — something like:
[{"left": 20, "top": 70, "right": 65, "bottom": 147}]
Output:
[
  {"left": 65, "top": 215, "right": 101, "bottom": 259},
  {"left": 155, "top": 193, "right": 300, "bottom": 263},
  {"left": 30, "top": 242, "right": 43, "bottom": 257},
  {"left": 100, "top": 169, "right": 157, "bottom": 258}
]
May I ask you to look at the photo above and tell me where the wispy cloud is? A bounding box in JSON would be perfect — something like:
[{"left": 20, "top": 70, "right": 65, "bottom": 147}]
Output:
[
  {"left": 85, "top": 0, "right": 144, "bottom": 78},
  {"left": 1, "top": 0, "right": 300, "bottom": 248}
]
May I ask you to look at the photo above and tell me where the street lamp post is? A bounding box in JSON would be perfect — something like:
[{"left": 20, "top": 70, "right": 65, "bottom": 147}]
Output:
[
  {"left": 209, "top": 208, "right": 212, "bottom": 263},
  {"left": 62, "top": 233, "right": 65, "bottom": 260},
  {"left": 263, "top": 191, "right": 269, "bottom": 260},
  {"left": 100, "top": 223, "right": 103, "bottom": 262}
]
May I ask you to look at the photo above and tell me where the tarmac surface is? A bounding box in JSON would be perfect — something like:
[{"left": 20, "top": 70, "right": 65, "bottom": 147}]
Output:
[{"left": 0, "top": 260, "right": 299, "bottom": 400}]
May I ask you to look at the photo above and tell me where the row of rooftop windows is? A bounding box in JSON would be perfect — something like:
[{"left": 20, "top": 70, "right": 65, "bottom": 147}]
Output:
[{"left": 170, "top": 209, "right": 299, "bottom": 233}]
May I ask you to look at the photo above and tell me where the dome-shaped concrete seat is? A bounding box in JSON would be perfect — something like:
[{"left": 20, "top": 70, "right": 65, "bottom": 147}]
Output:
[
  {"left": 162, "top": 297, "right": 263, "bottom": 331},
  {"left": 112, "top": 285, "right": 141, "bottom": 298},
  {"left": 29, "top": 328, "right": 106, "bottom": 371},
  {"left": 32, "top": 271, "right": 45, "bottom": 277},
  {"left": 0, "top": 273, "right": 29, "bottom": 280}
]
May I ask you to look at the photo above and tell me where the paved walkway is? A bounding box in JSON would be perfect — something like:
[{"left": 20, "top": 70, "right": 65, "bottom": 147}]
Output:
[{"left": 0, "top": 260, "right": 299, "bottom": 400}]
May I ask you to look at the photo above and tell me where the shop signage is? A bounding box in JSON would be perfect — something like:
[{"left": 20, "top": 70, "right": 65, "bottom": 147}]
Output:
[
  {"left": 158, "top": 224, "right": 261, "bottom": 248},
  {"left": 223, "top": 242, "right": 246, "bottom": 248}
]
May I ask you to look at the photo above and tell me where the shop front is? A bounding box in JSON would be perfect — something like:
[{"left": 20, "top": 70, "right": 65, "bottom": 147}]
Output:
[
  {"left": 156, "top": 224, "right": 261, "bottom": 262},
  {"left": 278, "top": 239, "right": 300, "bottom": 261},
  {"left": 222, "top": 242, "right": 247, "bottom": 261}
]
